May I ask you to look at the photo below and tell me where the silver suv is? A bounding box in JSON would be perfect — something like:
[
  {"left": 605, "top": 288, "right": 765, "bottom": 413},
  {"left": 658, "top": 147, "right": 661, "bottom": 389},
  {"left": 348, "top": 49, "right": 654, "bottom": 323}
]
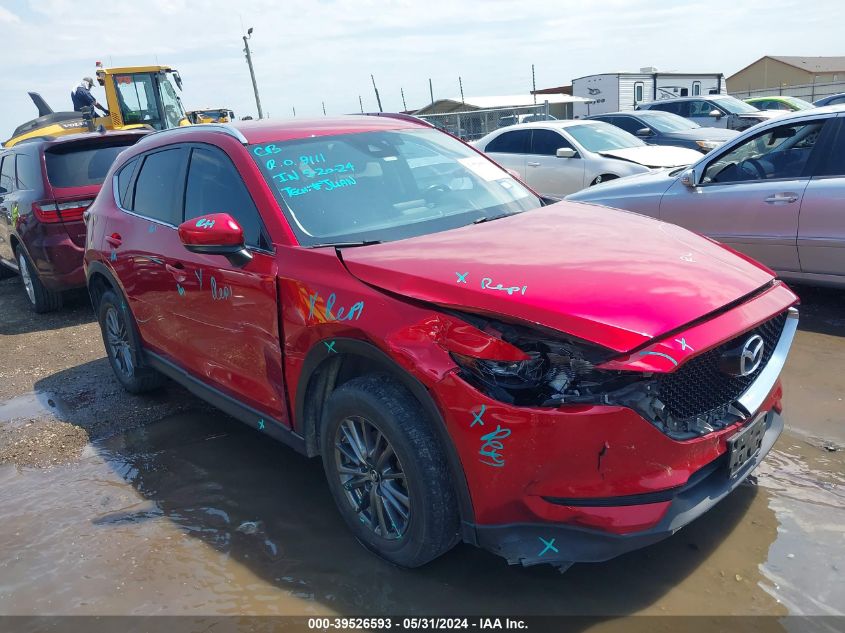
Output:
[{"left": 637, "top": 95, "right": 784, "bottom": 131}]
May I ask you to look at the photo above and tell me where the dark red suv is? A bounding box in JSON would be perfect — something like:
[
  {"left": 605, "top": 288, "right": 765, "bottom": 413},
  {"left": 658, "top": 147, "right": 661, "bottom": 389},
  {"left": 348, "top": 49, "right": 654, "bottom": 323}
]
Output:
[
  {"left": 83, "top": 117, "right": 799, "bottom": 570},
  {"left": 0, "top": 131, "right": 148, "bottom": 312}
]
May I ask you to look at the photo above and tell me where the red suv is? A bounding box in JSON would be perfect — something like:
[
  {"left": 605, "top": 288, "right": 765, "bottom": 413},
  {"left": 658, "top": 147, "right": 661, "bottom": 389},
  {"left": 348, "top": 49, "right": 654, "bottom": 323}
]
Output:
[
  {"left": 0, "top": 131, "right": 148, "bottom": 312},
  {"left": 83, "top": 117, "right": 799, "bottom": 570}
]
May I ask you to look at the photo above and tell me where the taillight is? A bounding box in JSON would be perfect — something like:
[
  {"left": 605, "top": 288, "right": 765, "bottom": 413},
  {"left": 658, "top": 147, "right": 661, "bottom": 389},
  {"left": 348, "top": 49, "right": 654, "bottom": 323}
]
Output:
[{"left": 33, "top": 199, "right": 93, "bottom": 224}]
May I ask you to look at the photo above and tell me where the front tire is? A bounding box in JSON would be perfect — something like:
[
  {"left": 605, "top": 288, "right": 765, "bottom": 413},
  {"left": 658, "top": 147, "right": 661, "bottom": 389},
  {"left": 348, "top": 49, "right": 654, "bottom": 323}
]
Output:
[
  {"left": 16, "top": 247, "right": 62, "bottom": 313},
  {"left": 320, "top": 374, "right": 460, "bottom": 567},
  {"left": 590, "top": 174, "right": 618, "bottom": 187},
  {"left": 97, "top": 289, "right": 165, "bottom": 394}
]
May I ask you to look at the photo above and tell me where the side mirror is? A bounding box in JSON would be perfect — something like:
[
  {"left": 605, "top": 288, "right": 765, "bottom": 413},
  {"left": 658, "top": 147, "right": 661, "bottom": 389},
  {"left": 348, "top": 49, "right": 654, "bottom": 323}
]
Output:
[
  {"left": 635, "top": 127, "right": 653, "bottom": 137},
  {"left": 556, "top": 147, "right": 577, "bottom": 158},
  {"left": 178, "top": 213, "right": 253, "bottom": 267},
  {"left": 680, "top": 168, "right": 698, "bottom": 188},
  {"left": 709, "top": 109, "right": 723, "bottom": 119}
]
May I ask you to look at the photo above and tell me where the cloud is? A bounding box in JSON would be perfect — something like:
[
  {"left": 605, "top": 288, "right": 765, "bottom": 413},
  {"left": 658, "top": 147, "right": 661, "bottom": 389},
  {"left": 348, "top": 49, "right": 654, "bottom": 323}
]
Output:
[{"left": 1, "top": 0, "right": 843, "bottom": 141}]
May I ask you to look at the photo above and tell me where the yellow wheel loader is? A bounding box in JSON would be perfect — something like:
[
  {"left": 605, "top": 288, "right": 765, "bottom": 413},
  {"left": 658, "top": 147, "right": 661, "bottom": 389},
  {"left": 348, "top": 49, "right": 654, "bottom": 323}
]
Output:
[
  {"left": 4, "top": 64, "right": 190, "bottom": 147},
  {"left": 187, "top": 108, "right": 236, "bottom": 124}
]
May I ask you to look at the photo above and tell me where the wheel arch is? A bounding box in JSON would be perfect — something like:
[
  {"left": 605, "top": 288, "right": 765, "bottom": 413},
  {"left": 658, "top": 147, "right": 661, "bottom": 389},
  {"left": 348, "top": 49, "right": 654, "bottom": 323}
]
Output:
[
  {"left": 85, "top": 260, "right": 121, "bottom": 310},
  {"left": 295, "top": 337, "right": 476, "bottom": 533}
]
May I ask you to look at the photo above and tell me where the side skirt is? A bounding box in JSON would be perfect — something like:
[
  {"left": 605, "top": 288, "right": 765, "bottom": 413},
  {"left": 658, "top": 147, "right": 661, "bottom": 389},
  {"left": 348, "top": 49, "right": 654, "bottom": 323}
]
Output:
[{"left": 146, "top": 351, "right": 308, "bottom": 455}]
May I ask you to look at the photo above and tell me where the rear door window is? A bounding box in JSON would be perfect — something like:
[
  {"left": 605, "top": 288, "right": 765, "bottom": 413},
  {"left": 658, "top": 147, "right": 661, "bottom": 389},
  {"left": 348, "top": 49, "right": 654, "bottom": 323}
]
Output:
[
  {"left": 45, "top": 139, "right": 139, "bottom": 188},
  {"left": 184, "top": 146, "right": 269, "bottom": 249},
  {"left": 131, "top": 148, "right": 188, "bottom": 225},
  {"left": 485, "top": 130, "right": 530, "bottom": 154},
  {"left": 0, "top": 155, "right": 16, "bottom": 193}
]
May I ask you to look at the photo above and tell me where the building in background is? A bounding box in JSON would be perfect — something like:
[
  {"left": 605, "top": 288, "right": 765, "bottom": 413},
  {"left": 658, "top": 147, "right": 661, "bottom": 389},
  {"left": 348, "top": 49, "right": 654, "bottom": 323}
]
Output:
[
  {"left": 571, "top": 68, "right": 726, "bottom": 118},
  {"left": 727, "top": 56, "right": 845, "bottom": 93}
]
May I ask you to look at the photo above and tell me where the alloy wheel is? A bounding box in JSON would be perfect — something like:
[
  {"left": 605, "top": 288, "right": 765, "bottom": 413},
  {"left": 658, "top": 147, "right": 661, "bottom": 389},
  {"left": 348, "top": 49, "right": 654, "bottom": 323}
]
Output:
[
  {"left": 334, "top": 415, "right": 411, "bottom": 540},
  {"left": 18, "top": 252, "right": 35, "bottom": 305},
  {"left": 105, "top": 306, "right": 134, "bottom": 377}
]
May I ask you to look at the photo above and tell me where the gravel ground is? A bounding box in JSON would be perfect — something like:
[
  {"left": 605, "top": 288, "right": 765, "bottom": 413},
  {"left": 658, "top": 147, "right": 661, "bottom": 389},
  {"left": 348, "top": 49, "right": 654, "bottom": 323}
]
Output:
[{"left": 0, "top": 276, "right": 206, "bottom": 467}]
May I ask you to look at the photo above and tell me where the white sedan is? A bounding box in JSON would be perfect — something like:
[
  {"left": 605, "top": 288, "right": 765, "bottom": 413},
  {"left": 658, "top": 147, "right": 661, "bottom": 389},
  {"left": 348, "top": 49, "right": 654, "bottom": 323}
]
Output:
[{"left": 473, "top": 120, "right": 702, "bottom": 198}]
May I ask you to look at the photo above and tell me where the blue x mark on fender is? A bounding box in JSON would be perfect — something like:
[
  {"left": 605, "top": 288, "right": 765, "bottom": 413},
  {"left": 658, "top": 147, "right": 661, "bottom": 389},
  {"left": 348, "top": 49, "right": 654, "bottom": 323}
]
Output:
[
  {"left": 456, "top": 272, "right": 468, "bottom": 283},
  {"left": 324, "top": 341, "right": 337, "bottom": 353},
  {"left": 471, "top": 404, "right": 486, "bottom": 427},
  {"left": 258, "top": 419, "right": 265, "bottom": 431},
  {"left": 538, "top": 537, "right": 559, "bottom": 557}
]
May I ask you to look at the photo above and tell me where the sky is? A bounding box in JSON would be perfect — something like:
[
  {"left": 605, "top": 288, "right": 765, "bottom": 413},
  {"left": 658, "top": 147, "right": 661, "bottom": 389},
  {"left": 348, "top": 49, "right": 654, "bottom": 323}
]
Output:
[{"left": 0, "top": 0, "right": 843, "bottom": 141}]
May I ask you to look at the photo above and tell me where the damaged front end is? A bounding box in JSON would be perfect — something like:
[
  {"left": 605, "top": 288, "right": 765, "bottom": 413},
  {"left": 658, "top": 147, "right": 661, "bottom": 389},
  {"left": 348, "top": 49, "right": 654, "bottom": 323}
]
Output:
[{"left": 447, "top": 310, "right": 793, "bottom": 441}]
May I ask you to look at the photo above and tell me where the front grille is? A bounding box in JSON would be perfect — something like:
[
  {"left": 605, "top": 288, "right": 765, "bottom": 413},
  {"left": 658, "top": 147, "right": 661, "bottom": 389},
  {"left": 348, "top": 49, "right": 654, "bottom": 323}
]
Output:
[{"left": 657, "top": 311, "right": 788, "bottom": 421}]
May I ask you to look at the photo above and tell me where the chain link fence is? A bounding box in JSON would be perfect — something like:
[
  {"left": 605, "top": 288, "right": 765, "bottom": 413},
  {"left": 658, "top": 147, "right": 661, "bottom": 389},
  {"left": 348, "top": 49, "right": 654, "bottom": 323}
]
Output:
[
  {"left": 730, "top": 79, "right": 845, "bottom": 103},
  {"left": 416, "top": 103, "right": 553, "bottom": 141}
]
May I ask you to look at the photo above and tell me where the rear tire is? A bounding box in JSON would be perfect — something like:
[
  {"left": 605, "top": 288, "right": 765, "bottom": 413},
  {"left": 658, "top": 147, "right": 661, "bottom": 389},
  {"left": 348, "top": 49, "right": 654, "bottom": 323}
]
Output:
[
  {"left": 97, "top": 289, "right": 165, "bottom": 394},
  {"left": 16, "top": 247, "right": 62, "bottom": 313},
  {"left": 320, "top": 374, "right": 460, "bottom": 568}
]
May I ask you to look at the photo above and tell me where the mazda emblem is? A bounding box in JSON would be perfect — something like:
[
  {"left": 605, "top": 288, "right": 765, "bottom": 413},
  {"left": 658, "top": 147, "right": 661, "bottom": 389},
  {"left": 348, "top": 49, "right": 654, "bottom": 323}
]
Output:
[
  {"left": 739, "top": 335, "right": 765, "bottom": 376},
  {"left": 719, "top": 334, "right": 765, "bottom": 377}
]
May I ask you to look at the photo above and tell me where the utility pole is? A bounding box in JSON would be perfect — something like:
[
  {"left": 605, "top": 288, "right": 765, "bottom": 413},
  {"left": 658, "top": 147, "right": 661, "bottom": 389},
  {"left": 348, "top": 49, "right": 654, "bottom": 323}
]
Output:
[
  {"left": 532, "top": 64, "right": 537, "bottom": 104},
  {"left": 459, "top": 76, "right": 465, "bottom": 104},
  {"left": 371, "top": 75, "right": 383, "bottom": 112},
  {"left": 359, "top": 95, "right": 364, "bottom": 113},
  {"left": 242, "top": 27, "right": 264, "bottom": 119},
  {"left": 322, "top": 101, "right": 326, "bottom": 116},
  {"left": 292, "top": 106, "right": 296, "bottom": 117},
  {"left": 429, "top": 78, "right": 434, "bottom": 104},
  {"left": 401, "top": 88, "right": 407, "bottom": 111}
]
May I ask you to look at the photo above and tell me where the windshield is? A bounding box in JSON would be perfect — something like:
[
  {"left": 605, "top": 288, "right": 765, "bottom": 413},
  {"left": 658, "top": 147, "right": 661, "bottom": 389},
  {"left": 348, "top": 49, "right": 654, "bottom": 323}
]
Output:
[
  {"left": 782, "top": 97, "right": 814, "bottom": 110},
  {"left": 251, "top": 128, "right": 541, "bottom": 246},
  {"left": 639, "top": 112, "right": 699, "bottom": 132},
  {"left": 566, "top": 122, "right": 645, "bottom": 152},
  {"left": 714, "top": 96, "right": 761, "bottom": 114},
  {"left": 45, "top": 139, "right": 139, "bottom": 188},
  {"left": 115, "top": 73, "right": 163, "bottom": 129}
]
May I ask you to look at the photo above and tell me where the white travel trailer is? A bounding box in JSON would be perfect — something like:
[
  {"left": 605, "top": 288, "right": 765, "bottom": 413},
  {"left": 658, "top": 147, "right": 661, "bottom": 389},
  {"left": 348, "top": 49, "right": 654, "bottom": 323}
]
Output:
[{"left": 572, "top": 68, "right": 727, "bottom": 117}]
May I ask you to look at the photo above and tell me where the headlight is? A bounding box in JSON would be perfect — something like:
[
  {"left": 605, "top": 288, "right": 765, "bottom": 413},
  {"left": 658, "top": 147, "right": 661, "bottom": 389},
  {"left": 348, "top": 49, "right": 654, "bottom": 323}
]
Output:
[
  {"left": 448, "top": 313, "right": 640, "bottom": 407},
  {"left": 695, "top": 140, "right": 721, "bottom": 151}
]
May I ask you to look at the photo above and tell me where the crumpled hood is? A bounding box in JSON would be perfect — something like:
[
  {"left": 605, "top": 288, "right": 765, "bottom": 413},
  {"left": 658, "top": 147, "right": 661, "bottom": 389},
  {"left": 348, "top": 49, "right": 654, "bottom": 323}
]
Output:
[
  {"left": 339, "top": 203, "right": 775, "bottom": 353},
  {"left": 598, "top": 145, "right": 701, "bottom": 168}
]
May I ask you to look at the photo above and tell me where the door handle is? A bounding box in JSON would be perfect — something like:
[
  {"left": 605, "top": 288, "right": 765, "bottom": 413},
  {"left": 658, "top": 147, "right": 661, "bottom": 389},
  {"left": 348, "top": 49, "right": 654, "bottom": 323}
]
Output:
[
  {"left": 165, "top": 262, "right": 186, "bottom": 281},
  {"left": 527, "top": 162, "right": 541, "bottom": 167},
  {"left": 106, "top": 233, "right": 122, "bottom": 247},
  {"left": 764, "top": 193, "right": 798, "bottom": 204}
]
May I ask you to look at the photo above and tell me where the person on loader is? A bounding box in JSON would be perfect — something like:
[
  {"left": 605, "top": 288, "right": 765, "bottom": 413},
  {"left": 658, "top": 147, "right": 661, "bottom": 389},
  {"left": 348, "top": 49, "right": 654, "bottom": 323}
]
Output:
[{"left": 71, "top": 77, "right": 109, "bottom": 116}]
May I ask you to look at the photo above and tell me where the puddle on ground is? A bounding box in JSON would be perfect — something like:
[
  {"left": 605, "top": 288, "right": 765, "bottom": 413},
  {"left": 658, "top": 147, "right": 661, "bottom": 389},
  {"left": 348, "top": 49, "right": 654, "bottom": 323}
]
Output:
[{"left": 0, "top": 410, "right": 842, "bottom": 617}]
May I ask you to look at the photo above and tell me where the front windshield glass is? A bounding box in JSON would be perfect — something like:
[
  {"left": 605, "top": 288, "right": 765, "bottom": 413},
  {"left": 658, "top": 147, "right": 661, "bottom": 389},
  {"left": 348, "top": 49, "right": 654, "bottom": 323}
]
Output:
[
  {"left": 158, "top": 74, "right": 187, "bottom": 128},
  {"left": 115, "top": 73, "right": 163, "bottom": 129},
  {"left": 566, "top": 122, "right": 645, "bottom": 152},
  {"left": 251, "top": 128, "right": 541, "bottom": 246},
  {"left": 715, "top": 96, "right": 761, "bottom": 114},
  {"left": 640, "top": 112, "right": 699, "bottom": 132}
]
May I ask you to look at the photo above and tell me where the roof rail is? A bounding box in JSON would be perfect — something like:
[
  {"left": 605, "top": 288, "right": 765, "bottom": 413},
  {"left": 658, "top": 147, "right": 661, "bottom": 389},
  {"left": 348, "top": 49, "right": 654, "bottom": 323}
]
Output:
[
  {"left": 360, "top": 112, "right": 434, "bottom": 127},
  {"left": 136, "top": 123, "right": 248, "bottom": 146}
]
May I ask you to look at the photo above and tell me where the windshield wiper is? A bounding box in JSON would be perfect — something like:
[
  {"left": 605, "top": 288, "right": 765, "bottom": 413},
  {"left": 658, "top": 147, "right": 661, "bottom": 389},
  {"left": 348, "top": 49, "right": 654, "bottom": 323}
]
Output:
[
  {"left": 308, "top": 239, "right": 383, "bottom": 248},
  {"left": 473, "top": 213, "right": 513, "bottom": 225}
]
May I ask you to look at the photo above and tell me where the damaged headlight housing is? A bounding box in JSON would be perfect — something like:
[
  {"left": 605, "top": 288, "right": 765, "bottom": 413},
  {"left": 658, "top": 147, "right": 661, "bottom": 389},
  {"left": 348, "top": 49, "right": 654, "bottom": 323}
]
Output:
[{"left": 448, "top": 313, "right": 642, "bottom": 407}]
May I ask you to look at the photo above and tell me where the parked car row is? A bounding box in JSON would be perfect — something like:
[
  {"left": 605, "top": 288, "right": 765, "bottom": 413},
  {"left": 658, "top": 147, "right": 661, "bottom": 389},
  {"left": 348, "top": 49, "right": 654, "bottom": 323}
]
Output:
[
  {"left": 0, "top": 113, "right": 810, "bottom": 574},
  {"left": 568, "top": 104, "right": 845, "bottom": 288},
  {"left": 473, "top": 120, "right": 701, "bottom": 197}
]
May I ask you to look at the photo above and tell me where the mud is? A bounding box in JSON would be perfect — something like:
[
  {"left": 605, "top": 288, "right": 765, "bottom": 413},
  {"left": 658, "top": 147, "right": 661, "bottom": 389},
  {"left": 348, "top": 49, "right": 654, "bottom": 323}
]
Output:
[{"left": 0, "top": 275, "right": 843, "bottom": 617}]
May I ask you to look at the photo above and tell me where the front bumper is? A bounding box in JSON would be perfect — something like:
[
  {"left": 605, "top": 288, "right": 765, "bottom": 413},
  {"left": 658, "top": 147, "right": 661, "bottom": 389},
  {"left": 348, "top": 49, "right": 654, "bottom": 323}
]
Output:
[{"left": 472, "top": 410, "right": 783, "bottom": 567}]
